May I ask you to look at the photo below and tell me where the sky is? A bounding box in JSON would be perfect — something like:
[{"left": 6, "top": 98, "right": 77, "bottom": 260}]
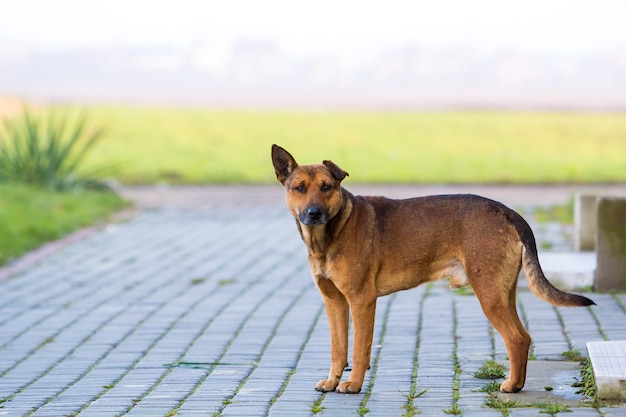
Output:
[{"left": 1, "top": 0, "right": 625, "bottom": 55}]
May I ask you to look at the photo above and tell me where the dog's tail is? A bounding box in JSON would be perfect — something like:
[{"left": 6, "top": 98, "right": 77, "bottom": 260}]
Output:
[{"left": 515, "top": 214, "right": 595, "bottom": 307}]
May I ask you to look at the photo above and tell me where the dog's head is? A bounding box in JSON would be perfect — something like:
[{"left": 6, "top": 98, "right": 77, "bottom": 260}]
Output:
[{"left": 272, "top": 145, "right": 348, "bottom": 226}]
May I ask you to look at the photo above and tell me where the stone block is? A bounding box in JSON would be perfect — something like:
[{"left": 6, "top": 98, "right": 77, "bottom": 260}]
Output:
[
  {"left": 574, "top": 194, "right": 599, "bottom": 251},
  {"left": 587, "top": 341, "right": 626, "bottom": 401},
  {"left": 595, "top": 197, "right": 626, "bottom": 292}
]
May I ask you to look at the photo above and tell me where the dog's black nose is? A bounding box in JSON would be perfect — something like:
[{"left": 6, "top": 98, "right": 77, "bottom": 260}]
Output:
[
  {"left": 307, "top": 207, "right": 323, "bottom": 220},
  {"left": 300, "top": 206, "right": 327, "bottom": 225}
]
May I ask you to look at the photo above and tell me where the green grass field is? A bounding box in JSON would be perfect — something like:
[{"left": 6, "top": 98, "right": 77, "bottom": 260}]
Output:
[
  {"left": 0, "top": 183, "right": 128, "bottom": 266},
  {"left": 2, "top": 106, "right": 623, "bottom": 266},
  {"left": 85, "top": 107, "right": 626, "bottom": 184}
]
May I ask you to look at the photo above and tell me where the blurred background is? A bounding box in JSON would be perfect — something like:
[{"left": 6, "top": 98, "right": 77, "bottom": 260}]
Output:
[
  {"left": 1, "top": 0, "right": 625, "bottom": 187},
  {"left": 1, "top": 0, "right": 625, "bottom": 109}
]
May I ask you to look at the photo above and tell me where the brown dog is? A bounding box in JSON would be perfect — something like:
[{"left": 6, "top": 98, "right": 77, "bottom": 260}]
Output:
[{"left": 271, "top": 144, "right": 594, "bottom": 394}]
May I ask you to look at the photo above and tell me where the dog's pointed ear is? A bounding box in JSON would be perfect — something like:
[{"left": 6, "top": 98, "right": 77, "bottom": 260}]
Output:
[
  {"left": 272, "top": 144, "right": 298, "bottom": 185},
  {"left": 323, "top": 160, "right": 349, "bottom": 182}
]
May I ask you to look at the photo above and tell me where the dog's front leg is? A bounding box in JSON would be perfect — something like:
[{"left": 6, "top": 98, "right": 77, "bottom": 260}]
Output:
[
  {"left": 337, "top": 295, "right": 376, "bottom": 394},
  {"left": 315, "top": 278, "right": 349, "bottom": 392}
]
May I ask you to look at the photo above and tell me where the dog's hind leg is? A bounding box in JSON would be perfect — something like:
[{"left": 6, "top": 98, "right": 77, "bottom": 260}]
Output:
[
  {"left": 315, "top": 278, "right": 350, "bottom": 392},
  {"left": 470, "top": 268, "right": 531, "bottom": 393}
]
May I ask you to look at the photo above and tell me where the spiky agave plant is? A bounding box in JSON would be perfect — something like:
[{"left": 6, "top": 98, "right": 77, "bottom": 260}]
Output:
[{"left": 0, "top": 106, "right": 113, "bottom": 191}]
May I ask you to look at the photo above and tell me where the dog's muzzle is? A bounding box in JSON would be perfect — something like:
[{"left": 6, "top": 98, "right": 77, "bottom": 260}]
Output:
[{"left": 299, "top": 206, "right": 329, "bottom": 225}]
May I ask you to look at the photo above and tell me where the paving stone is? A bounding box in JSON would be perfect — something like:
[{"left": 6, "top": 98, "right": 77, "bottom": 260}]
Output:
[{"left": 0, "top": 192, "right": 624, "bottom": 416}]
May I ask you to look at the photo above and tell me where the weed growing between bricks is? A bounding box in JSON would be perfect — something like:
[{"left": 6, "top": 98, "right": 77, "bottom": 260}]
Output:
[
  {"left": 473, "top": 360, "right": 506, "bottom": 380},
  {"left": 309, "top": 395, "right": 325, "bottom": 415},
  {"left": 400, "top": 387, "right": 427, "bottom": 417},
  {"left": 484, "top": 393, "right": 520, "bottom": 416},
  {"left": 561, "top": 348, "right": 585, "bottom": 362},
  {"left": 402, "top": 284, "right": 431, "bottom": 417},
  {"left": 475, "top": 380, "right": 501, "bottom": 393},
  {"left": 576, "top": 358, "right": 597, "bottom": 406},
  {"left": 535, "top": 400, "right": 572, "bottom": 415},
  {"left": 483, "top": 393, "right": 574, "bottom": 416},
  {"left": 473, "top": 351, "right": 510, "bottom": 414},
  {"left": 442, "top": 299, "right": 462, "bottom": 415}
]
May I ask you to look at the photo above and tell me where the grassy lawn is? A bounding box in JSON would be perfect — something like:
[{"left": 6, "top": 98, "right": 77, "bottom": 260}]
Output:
[
  {"left": 1, "top": 105, "right": 624, "bottom": 267},
  {"left": 86, "top": 107, "right": 626, "bottom": 184},
  {"left": 0, "top": 183, "right": 128, "bottom": 266}
]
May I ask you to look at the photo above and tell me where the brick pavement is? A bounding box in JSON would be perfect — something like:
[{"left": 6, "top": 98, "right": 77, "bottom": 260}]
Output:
[{"left": 1, "top": 187, "right": 626, "bottom": 416}]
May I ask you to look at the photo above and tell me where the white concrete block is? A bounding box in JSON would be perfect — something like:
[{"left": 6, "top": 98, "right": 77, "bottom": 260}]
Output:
[{"left": 587, "top": 341, "right": 626, "bottom": 401}]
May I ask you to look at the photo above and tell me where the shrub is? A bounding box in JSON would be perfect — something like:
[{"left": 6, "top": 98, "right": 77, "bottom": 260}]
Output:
[{"left": 0, "top": 106, "right": 112, "bottom": 190}]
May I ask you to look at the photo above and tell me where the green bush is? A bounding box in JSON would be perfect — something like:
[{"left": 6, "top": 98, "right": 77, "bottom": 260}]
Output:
[{"left": 0, "top": 107, "right": 112, "bottom": 190}]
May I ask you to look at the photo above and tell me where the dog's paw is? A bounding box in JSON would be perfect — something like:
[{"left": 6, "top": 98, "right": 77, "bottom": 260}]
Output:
[
  {"left": 499, "top": 379, "right": 523, "bottom": 393},
  {"left": 336, "top": 381, "right": 362, "bottom": 394},
  {"left": 315, "top": 379, "right": 339, "bottom": 392}
]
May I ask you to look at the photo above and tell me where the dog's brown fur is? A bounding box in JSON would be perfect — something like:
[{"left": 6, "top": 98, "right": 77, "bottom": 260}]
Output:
[{"left": 271, "top": 145, "right": 594, "bottom": 394}]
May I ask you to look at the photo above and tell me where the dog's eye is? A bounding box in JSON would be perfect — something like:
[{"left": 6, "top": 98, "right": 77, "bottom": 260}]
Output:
[
  {"left": 321, "top": 184, "right": 332, "bottom": 192},
  {"left": 293, "top": 185, "right": 306, "bottom": 193}
]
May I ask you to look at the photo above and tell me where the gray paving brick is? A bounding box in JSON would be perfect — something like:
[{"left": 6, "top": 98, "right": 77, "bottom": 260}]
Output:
[{"left": 0, "top": 195, "right": 624, "bottom": 416}]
